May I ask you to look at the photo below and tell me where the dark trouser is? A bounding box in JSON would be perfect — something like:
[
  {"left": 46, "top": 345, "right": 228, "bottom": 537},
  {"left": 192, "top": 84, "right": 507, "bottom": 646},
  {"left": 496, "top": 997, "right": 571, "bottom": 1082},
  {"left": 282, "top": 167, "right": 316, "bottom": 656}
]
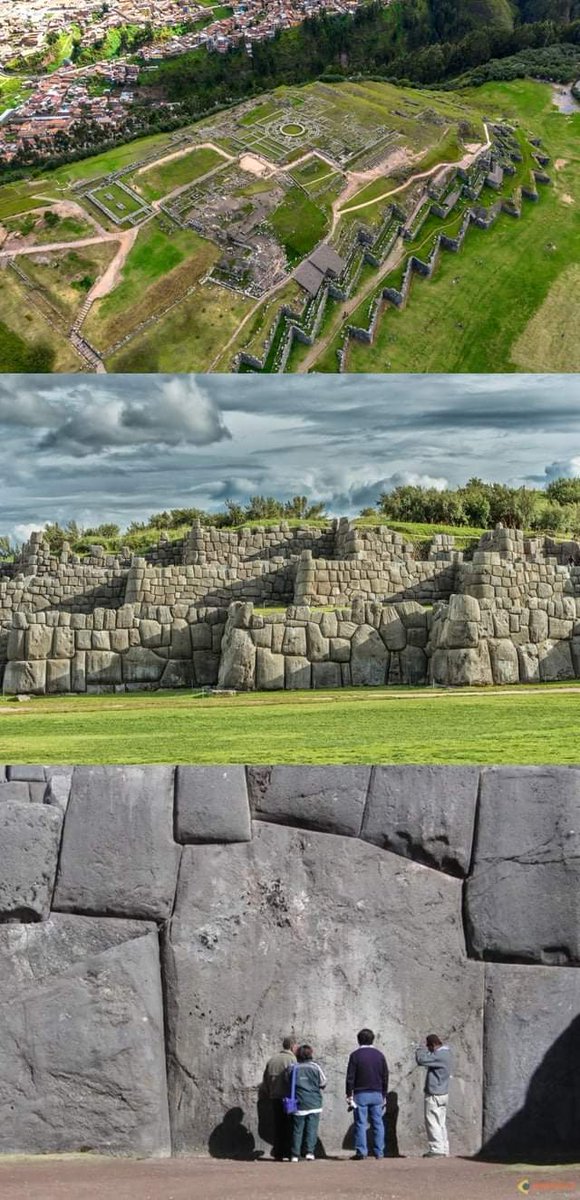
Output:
[
  {"left": 291, "top": 1112, "right": 320, "bottom": 1159},
  {"left": 271, "top": 1099, "right": 292, "bottom": 1159}
]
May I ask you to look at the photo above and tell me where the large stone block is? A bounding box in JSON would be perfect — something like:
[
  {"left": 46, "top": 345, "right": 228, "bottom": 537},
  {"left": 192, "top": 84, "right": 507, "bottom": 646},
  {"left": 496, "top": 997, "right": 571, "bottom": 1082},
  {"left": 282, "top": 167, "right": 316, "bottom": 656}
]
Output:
[
  {"left": 488, "top": 639, "right": 519, "bottom": 685},
  {"left": 400, "top": 644, "right": 427, "bottom": 685},
  {"left": 247, "top": 766, "right": 371, "bottom": 836},
  {"left": 361, "top": 766, "right": 479, "bottom": 875},
  {"left": 26, "top": 624, "right": 52, "bottom": 660},
  {"left": 3, "top": 660, "right": 46, "bottom": 695},
  {"left": 0, "top": 916, "right": 170, "bottom": 1155},
  {"left": 538, "top": 639, "right": 575, "bottom": 682},
  {"left": 312, "top": 660, "right": 342, "bottom": 688},
  {"left": 447, "top": 643, "right": 493, "bottom": 687},
  {"left": 482, "top": 963, "right": 580, "bottom": 1162},
  {"left": 284, "top": 656, "right": 311, "bottom": 690},
  {"left": 0, "top": 801, "right": 63, "bottom": 920},
  {"left": 218, "top": 627, "right": 256, "bottom": 690},
  {"left": 465, "top": 767, "right": 580, "bottom": 964},
  {"left": 193, "top": 649, "right": 220, "bottom": 686},
  {"left": 351, "top": 625, "right": 388, "bottom": 686},
  {"left": 175, "top": 766, "right": 251, "bottom": 843},
  {"left": 164, "top": 825, "right": 483, "bottom": 1156},
  {"left": 121, "top": 647, "right": 163, "bottom": 685},
  {"left": 86, "top": 650, "right": 122, "bottom": 685},
  {"left": 54, "top": 766, "right": 180, "bottom": 920},
  {"left": 256, "top": 648, "right": 284, "bottom": 690},
  {"left": 379, "top": 608, "right": 406, "bottom": 651}
]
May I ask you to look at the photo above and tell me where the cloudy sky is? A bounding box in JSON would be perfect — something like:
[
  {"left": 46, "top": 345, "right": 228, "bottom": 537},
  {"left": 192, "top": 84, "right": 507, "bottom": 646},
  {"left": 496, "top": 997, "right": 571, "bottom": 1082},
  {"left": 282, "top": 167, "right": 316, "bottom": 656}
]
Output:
[{"left": 1, "top": 373, "right": 580, "bottom": 541}]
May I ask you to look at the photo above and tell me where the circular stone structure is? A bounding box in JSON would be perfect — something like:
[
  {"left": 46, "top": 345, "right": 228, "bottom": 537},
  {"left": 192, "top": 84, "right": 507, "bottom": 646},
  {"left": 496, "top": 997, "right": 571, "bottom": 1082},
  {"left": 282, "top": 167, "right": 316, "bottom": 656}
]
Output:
[{"left": 279, "top": 122, "right": 306, "bottom": 137}]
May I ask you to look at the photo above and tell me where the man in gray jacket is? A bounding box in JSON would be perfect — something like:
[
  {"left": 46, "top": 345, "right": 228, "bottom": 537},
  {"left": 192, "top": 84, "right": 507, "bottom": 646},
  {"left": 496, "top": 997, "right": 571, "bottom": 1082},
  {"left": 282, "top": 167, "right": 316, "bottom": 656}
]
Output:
[
  {"left": 262, "top": 1037, "right": 297, "bottom": 1160},
  {"left": 415, "top": 1034, "right": 451, "bottom": 1157}
]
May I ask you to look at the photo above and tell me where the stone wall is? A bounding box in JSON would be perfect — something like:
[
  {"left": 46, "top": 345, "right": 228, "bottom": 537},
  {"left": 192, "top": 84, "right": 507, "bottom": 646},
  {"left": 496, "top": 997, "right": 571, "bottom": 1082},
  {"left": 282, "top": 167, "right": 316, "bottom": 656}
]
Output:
[
  {"left": 3, "top": 524, "right": 580, "bottom": 693},
  {"left": 183, "top": 520, "right": 335, "bottom": 564},
  {"left": 4, "top": 590, "right": 580, "bottom": 694},
  {"left": 3, "top": 604, "right": 226, "bottom": 694},
  {"left": 294, "top": 550, "right": 457, "bottom": 606},
  {"left": 0, "top": 763, "right": 577, "bottom": 1161}
]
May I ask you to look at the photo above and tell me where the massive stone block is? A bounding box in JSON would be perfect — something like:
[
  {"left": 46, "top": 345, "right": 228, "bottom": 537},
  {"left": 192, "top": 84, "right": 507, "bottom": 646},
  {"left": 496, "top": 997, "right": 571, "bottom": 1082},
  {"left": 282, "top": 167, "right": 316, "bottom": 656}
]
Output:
[
  {"left": 54, "top": 766, "right": 180, "bottom": 919},
  {"left": 482, "top": 963, "right": 580, "bottom": 1162},
  {"left": 0, "top": 916, "right": 171, "bottom": 1155},
  {"left": 3, "top": 660, "right": 46, "bottom": 695},
  {"left": 361, "top": 765, "right": 479, "bottom": 875},
  {"left": 175, "top": 766, "right": 251, "bottom": 843},
  {"left": 350, "top": 625, "right": 388, "bottom": 686},
  {"left": 247, "top": 766, "right": 371, "bottom": 836},
  {"left": 164, "top": 824, "right": 484, "bottom": 1156},
  {"left": 218, "top": 627, "right": 256, "bottom": 690},
  {"left": 465, "top": 767, "right": 580, "bottom": 964},
  {"left": 0, "top": 801, "right": 63, "bottom": 920}
]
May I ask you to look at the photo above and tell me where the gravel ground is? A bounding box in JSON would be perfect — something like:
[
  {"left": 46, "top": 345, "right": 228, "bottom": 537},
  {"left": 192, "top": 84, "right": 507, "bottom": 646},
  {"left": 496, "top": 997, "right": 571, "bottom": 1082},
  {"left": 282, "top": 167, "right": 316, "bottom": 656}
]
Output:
[{"left": 0, "top": 1157, "right": 579, "bottom": 1200}]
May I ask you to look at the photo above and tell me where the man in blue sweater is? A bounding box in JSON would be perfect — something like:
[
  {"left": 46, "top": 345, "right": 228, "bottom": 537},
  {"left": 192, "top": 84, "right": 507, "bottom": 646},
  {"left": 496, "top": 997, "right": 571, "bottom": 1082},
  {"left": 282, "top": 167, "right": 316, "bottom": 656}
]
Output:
[
  {"left": 346, "top": 1028, "right": 389, "bottom": 1160},
  {"left": 415, "top": 1034, "right": 452, "bottom": 1157}
]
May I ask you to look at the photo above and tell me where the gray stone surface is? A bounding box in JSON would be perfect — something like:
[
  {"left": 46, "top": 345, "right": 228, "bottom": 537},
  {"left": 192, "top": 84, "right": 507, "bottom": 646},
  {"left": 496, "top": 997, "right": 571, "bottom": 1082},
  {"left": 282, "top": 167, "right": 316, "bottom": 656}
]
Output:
[
  {"left": 538, "top": 639, "right": 575, "bottom": 681},
  {"left": 54, "top": 766, "right": 180, "bottom": 919},
  {"left": 466, "top": 767, "right": 580, "bottom": 964},
  {"left": 361, "top": 766, "right": 479, "bottom": 875},
  {"left": 175, "top": 766, "right": 251, "bottom": 843},
  {"left": 0, "top": 801, "right": 63, "bottom": 919},
  {"left": 218, "top": 627, "right": 256, "bottom": 690},
  {"left": 350, "top": 625, "right": 388, "bottom": 686},
  {"left": 247, "top": 766, "right": 371, "bottom": 836},
  {"left": 164, "top": 824, "right": 484, "bottom": 1156},
  {"left": 482, "top": 963, "right": 580, "bottom": 1161},
  {"left": 0, "top": 780, "right": 37, "bottom": 803},
  {"left": 0, "top": 916, "right": 171, "bottom": 1155}
]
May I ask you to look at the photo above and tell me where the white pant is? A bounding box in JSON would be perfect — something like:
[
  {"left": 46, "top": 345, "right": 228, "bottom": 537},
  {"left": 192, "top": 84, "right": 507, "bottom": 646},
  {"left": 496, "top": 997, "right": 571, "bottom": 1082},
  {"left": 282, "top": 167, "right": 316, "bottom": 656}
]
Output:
[{"left": 424, "top": 1094, "right": 449, "bottom": 1156}]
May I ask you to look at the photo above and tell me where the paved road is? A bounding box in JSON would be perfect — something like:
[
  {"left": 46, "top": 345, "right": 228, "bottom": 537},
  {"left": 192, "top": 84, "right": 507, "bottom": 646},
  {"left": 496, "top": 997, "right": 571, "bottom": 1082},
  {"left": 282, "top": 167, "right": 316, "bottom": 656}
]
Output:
[{"left": 0, "top": 1157, "right": 579, "bottom": 1200}]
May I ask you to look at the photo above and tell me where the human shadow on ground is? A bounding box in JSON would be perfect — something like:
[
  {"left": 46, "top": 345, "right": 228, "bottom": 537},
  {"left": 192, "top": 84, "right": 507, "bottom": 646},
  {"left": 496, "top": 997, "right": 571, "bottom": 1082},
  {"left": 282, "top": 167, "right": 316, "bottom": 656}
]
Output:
[
  {"left": 342, "top": 1091, "right": 401, "bottom": 1157},
  {"left": 208, "top": 1107, "right": 263, "bottom": 1160}
]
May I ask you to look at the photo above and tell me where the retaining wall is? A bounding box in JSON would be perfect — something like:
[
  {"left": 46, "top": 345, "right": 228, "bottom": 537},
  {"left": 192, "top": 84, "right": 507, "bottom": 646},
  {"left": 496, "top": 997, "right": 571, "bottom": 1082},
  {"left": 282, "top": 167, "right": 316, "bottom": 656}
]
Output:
[{"left": 0, "top": 763, "right": 577, "bottom": 1161}]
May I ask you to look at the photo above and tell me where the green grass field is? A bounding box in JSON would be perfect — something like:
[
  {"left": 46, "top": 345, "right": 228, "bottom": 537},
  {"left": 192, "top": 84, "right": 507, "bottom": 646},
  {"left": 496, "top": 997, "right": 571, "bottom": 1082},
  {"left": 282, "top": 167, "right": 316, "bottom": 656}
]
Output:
[
  {"left": 132, "top": 145, "right": 227, "bottom": 201},
  {"left": 269, "top": 186, "right": 328, "bottom": 264},
  {"left": 335, "top": 80, "right": 580, "bottom": 373},
  {"left": 1, "top": 685, "right": 579, "bottom": 764}
]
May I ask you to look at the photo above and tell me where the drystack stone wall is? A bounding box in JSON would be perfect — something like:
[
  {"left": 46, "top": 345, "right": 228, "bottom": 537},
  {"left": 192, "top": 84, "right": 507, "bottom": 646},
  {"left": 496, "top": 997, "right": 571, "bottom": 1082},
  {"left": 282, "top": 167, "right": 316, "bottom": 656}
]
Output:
[
  {"left": 0, "top": 763, "right": 578, "bottom": 1162},
  {"left": 4, "top": 589, "right": 580, "bottom": 694},
  {"left": 3, "top": 522, "right": 580, "bottom": 693}
]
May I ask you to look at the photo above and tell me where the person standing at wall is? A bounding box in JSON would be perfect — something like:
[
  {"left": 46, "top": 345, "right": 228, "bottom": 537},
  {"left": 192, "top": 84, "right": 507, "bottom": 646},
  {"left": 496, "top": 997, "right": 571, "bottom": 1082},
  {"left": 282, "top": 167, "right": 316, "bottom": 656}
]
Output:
[
  {"left": 262, "top": 1037, "right": 297, "bottom": 1160},
  {"left": 415, "top": 1034, "right": 452, "bottom": 1158},
  {"left": 345, "top": 1028, "right": 389, "bottom": 1160},
  {"left": 287, "top": 1044, "right": 327, "bottom": 1161}
]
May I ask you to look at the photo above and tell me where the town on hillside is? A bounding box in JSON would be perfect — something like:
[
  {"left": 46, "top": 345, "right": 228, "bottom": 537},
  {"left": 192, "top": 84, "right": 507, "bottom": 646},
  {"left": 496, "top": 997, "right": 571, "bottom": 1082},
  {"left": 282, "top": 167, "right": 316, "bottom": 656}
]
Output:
[{"left": 0, "top": 0, "right": 360, "bottom": 164}]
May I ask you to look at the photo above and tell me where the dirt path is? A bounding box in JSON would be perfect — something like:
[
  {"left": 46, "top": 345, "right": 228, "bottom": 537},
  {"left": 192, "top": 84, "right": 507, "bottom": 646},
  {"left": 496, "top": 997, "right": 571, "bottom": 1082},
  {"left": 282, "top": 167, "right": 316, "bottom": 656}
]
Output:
[
  {"left": 0, "top": 233, "right": 121, "bottom": 259},
  {"left": 337, "top": 125, "right": 491, "bottom": 220},
  {"left": 80, "top": 226, "right": 138, "bottom": 309},
  {"left": 2, "top": 684, "right": 580, "bottom": 720},
  {"left": 0, "top": 1156, "right": 578, "bottom": 1200},
  {"left": 134, "top": 140, "right": 234, "bottom": 178}
]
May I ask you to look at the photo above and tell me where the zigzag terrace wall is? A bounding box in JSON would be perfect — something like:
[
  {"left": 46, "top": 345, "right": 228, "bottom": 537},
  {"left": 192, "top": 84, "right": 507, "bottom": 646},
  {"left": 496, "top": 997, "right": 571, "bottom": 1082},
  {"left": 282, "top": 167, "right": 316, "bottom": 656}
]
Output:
[
  {"left": 0, "top": 764, "right": 578, "bottom": 1161},
  {"left": 336, "top": 129, "right": 551, "bottom": 372},
  {"left": 3, "top": 523, "right": 580, "bottom": 694}
]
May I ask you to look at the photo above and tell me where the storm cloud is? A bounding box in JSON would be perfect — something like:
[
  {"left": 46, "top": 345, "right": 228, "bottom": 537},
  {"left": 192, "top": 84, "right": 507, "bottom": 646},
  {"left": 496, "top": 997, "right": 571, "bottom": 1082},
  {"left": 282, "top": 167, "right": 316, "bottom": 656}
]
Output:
[{"left": 1, "top": 373, "right": 580, "bottom": 541}]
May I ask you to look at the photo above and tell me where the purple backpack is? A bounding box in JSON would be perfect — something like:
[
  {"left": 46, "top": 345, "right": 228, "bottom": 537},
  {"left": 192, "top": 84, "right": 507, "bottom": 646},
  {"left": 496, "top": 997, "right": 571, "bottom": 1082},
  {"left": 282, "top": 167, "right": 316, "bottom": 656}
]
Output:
[{"left": 283, "top": 1065, "right": 299, "bottom": 1115}]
